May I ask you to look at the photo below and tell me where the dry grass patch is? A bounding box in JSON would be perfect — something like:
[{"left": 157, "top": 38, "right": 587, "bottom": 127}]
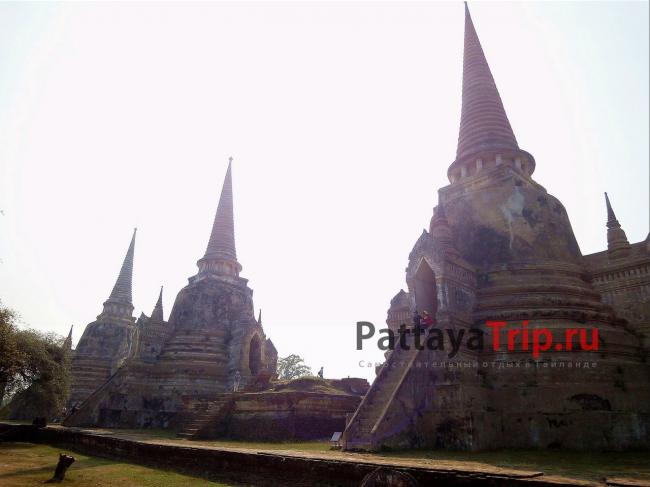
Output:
[
  {"left": 0, "top": 442, "right": 236, "bottom": 486},
  {"left": 374, "top": 449, "right": 650, "bottom": 483}
]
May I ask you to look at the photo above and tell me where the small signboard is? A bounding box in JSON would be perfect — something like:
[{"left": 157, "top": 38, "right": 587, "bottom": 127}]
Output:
[{"left": 330, "top": 431, "right": 342, "bottom": 449}]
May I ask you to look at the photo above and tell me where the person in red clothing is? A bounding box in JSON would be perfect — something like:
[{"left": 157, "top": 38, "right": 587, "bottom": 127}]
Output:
[{"left": 421, "top": 310, "right": 434, "bottom": 327}]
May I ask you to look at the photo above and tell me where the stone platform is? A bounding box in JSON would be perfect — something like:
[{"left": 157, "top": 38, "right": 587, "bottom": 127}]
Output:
[
  {"left": 3, "top": 423, "right": 647, "bottom": 487},
  {"left": 177, "top": 377, "right": 369, "bottom": 440}
]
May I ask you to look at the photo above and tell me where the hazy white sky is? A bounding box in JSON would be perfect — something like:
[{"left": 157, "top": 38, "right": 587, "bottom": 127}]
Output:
[{"left": 0, "top": 1, "right": 648, "bottom": 383}]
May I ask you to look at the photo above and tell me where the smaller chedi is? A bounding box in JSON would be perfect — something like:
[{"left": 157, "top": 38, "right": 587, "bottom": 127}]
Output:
[
  {"left": 66, "top": 161, "right": 367, "bottom": 438},
  {"left": 68, "top": 229, "right": 138, "bottom": 407},
  {"left": 68, "top": 160, "right": 277, "bottom": 427}
]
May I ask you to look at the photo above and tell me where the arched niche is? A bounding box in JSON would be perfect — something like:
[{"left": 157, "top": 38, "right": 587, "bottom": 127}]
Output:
[
  {"left": 248, "top": 334, "right": 262, "bottom": 376},
  {"left": 413, "top": 259, "right": 437, "bottom": 316}
]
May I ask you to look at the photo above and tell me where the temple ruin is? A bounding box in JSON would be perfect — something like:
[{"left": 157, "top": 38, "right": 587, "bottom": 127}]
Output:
[
  {"left": 67, "top": 161, "right": 278, "bottom": 428},
  {"left": 343, "top": 4, "right": 650, "bottom": 452},
  {"left": 69, "top": 229, "right": 138, "bottom": 407},
  {"left": 66, "top": 161, "right": 367, "bottom": 438}
]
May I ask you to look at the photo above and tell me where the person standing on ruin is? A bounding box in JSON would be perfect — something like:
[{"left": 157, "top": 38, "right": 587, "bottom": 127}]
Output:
[
  {"left": 412, "top": 310, "right": 422, "bottom": 330},
  {"left": 233, "top": 370, "right": 241, "bottom": 392},
  {"left": 421, "top": 310, "right": 434, "bottom": 327},
  {"left": 318, "top": 367, "right": 324, "bottom": 378}
]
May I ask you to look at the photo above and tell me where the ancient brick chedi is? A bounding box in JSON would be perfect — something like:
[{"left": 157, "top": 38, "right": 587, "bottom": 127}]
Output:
[
  {"left": 69, "top": 229, "right": 138, "bottom": 407},
  {"left": 344, "top": 4, "right": 650, "bottom": 451},
  {"left": 67, "top": 161, "right": 277, "bottom": 427}
]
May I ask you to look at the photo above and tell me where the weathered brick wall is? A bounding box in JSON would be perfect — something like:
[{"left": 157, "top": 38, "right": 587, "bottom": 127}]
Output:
[
  {"left": 225, "top": 391, "right": 362, "bottom": 441},
  {"left": 0, "top": 423, "right": 595, "bottom": 487}
]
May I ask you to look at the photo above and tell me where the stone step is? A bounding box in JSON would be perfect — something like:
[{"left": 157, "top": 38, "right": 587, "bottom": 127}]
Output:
[
  {"left": 188, "top": 419, "right": 216, "bottom": 426},
  {"left": 176, "top": 431, "right": 198, "bottom": 438},
  {"left": 360, "top": 412, "right": 378, "bottom": 420},
  {"left": 178, "top": 398, "right": 234, "bottom": 438},
  {"left": 357, "top": 411, "right": 377, "bottom": 421},
  {"left": 183, "top": 422, "right": 211, "bottom": 429},
  {"left": 358, "top": 415, "right": 375, "bottom": 422},
  {"left": 183, "top": 418, "right": 215, "bottom": 427},
  {"left": 345, "top": 440, "right": 375, "bottom": 451},
  {"left": 358, "top": 416, "right": 377, "bottom": 425},
  {"left": 346, "top": 349, "right": 421, "bottom": 445},
  {"left": 360, "top": 401, "right": 386, "bottom": 415}
]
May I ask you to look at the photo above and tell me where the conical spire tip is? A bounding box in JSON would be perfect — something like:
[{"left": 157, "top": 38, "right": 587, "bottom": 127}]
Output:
[
  {"left": 151, "top": 285, "right": 165, "bottom": 321},
  {"left": 105, "top": 228, "right": 137, "bottom": 308},
  {"left": 198, "top": 158, "right": 241, "bottom": 277},
  {"left": 448, "top": 0, "right": 531, "bottom": 181},
  {"left": 604, "top": 192, "right": 617, "bottom": 222}
]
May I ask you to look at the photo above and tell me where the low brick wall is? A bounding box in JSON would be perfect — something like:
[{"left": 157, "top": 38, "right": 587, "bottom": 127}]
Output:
[
  {"left": 0, "top": 423, "right": 594, "bottom": 487},
  {"left": 225, "top": 391, "right": 361, "bottom": 441}
]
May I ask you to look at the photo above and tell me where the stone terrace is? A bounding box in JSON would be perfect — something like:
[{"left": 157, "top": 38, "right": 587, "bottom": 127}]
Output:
[{"left": 2, "top": 423, "right": 649, "bottom": 487}]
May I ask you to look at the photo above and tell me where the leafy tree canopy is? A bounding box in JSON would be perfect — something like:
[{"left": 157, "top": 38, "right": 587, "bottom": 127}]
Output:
[
  {"left": 276, "top": 354, "right": 312, "bottom": 380},
  {"left": 0, "top": 300, "right": 71, "bottom": 420},
  {"left": 0, "top": 302, "right": 21, "bottom": 403}
]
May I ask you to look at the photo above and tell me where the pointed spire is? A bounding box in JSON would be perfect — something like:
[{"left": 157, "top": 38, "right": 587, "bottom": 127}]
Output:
[
  {"left": 197, "top": 158, "right": 242, "bottom": 278},
  {"left": 136, "top": 312, "right": 147, "bottom": 328},
  {"left": 257, "top": 309, "right": 262, "bottom": 325},
  {"left": 151, "top": 286, "right": 164, "bottom": 322},
  {"left": 101, "top": 228, "right": 136, "bottom": 319},
  {"left": 605, "top": 192, "right": 618, "bottom": 222},
  {"left": 63, "top": 325, "right": 73, "bottom": 351},
  {"left": 108, "top": 228, "right": 136, "bottom": 303},
  {"left": 604, "top": 192, "right": 631, "bottom": 259},
  {"left": 457, "top": 3, "right": 518, "bottom": 160},
  {"left": 448, "top": 4, "right": 535, "bottom": 182},
  {"left": 205, "top": 158, "right": 236, "bottom": 261}
]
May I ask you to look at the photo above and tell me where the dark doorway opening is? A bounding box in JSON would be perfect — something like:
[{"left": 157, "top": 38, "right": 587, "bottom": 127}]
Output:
[
  {"left": 414, "top": 260, "right": 437, "bottom": 316},
  {"left": 248, "top": 335, "right": 262, "bottom": 376}
]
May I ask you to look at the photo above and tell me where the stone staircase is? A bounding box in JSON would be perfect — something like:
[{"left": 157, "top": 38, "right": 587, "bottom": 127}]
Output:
[
  {"left": 177, "top": 394, "right": 234, "bottom": 439},
  {"left": 343, "top": 336, "right": 422, "bottom": 451},
  {"left": 64, "top": 360, "right": 132, "bottom": 427}
]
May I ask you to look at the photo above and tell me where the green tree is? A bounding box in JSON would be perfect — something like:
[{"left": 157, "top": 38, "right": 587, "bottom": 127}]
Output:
[
  {"left": 0, "top": 302, "right": 21, "bottom": 405},
  {"left": 276, "top": 354, "right": 312, "bottom": 380},
  {"left": 0, "top": 300, "right": 71, "bottom": 419}
]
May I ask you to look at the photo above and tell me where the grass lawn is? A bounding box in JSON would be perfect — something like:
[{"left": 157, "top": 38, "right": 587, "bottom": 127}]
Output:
[
  {"left": 96, "top": 428, "right": 650, "bottom": 483},
  {"left": 3, "top": 423, "right": 649, "bottom": 485},
  {"left": 375, "top": 449, "right": 650, "bottom": 483},
  {"left": 0, "top": 442, "right": 236, "bottom": 487},
  {"left": 65, "top": 427, "right": 332, "bottom": 453},
  {"left": 125, "top": 429, "right": 331, "bottom": 452}
]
